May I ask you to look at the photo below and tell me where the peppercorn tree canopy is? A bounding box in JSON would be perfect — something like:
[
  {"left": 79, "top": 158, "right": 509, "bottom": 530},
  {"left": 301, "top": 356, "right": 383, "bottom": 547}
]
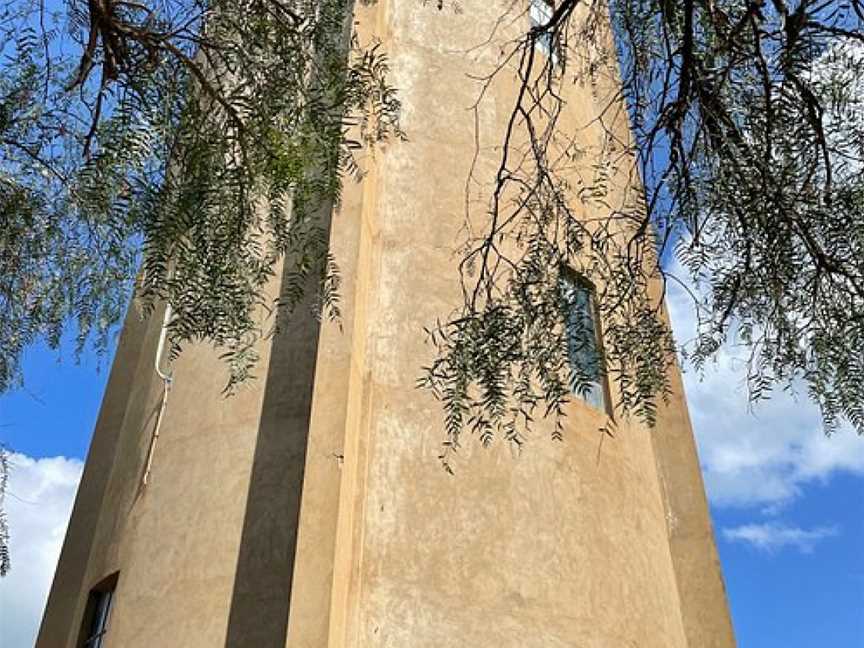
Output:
[{"left": 0, "top": 0, "right": 861, "bottom": 453}]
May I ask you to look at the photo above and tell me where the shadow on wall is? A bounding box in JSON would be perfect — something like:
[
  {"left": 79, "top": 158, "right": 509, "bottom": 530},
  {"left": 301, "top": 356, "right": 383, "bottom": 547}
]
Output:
[{"left": 223, "top": 264, "right": 324, "bottom": 648}]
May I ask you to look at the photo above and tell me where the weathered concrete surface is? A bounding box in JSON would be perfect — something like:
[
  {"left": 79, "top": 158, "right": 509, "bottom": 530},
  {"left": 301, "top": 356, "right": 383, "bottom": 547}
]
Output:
[
  {"left": 38, "top": 2, "right": 735, "bottom": 647},
  {"left": 323, "top": 3, "right": 698, "bottom": 646}
]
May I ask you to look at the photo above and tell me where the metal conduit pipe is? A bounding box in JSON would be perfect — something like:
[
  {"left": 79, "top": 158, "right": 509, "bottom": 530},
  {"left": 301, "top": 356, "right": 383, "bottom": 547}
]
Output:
[{"left": 142, "top": 302, "right": 174, "bottom": 487}]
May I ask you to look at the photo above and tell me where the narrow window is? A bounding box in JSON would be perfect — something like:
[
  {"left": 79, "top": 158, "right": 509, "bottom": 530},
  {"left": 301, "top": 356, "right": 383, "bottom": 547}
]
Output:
[
  {"left": 560, "top": 271, "right": 608, "bottom": 413},
  {"left": 78, "top": 573, "right": 118, "bottom": 648},
  {"left": 530, "top": 0, "right": 557, "bottom": 61}
]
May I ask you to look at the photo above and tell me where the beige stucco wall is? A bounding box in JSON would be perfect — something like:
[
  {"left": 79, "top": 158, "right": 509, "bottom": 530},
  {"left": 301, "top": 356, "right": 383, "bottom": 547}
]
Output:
[
  {"left": 38, "top": 274, "right": 324, "bottom": 648},
  {"left": 38, "top": 2, "right": 735, "bottom": 647}
]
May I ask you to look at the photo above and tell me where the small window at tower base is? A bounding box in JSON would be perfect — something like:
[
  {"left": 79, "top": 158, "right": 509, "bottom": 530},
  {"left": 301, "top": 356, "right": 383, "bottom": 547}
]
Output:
[
  {"left": 78, "top": 572, "right": 118, "bottom": 648},
  {"left": 559, "top": 270, "right": 610, "bottom": 415}
]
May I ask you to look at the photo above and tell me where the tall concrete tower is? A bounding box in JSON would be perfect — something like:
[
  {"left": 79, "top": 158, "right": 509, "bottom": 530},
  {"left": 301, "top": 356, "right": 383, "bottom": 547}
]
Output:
[{"left": 38, "top": 2, "right": 736, "bottom": 647}]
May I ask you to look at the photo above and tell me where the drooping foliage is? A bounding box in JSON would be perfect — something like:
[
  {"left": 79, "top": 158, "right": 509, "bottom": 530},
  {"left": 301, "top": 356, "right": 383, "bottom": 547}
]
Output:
[
  {"left": 0, "top": 446, "right": 8, "bottom": 576},
  {"left": 616, "top": 0, "right": 864, "bottom": 432},
  {"left": 421, "top": 0, "right": 864, "bottom": 465},
  {"left": 0, "top": 0, "right": 403, "bottom": 395}
]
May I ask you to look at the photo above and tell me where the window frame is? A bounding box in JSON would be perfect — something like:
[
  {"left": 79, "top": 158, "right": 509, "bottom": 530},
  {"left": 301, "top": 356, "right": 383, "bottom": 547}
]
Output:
[
  {"left": 77, "top": 573, "right": 118, "bottom": 648},
  {"left": 559, "top": 268, "right": 613, "bottom": 417}
]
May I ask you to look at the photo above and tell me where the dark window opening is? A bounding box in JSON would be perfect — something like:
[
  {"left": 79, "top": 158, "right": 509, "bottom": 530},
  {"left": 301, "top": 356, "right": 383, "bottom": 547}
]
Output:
[{"left": 78, "top": 573, "right": 118, "bottom": 648}]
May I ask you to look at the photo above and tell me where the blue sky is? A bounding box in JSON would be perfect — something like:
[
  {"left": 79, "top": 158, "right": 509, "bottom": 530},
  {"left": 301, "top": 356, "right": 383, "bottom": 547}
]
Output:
[
  {"left": 716, "top": 474, "right": 864, "bottom": 646},
  {"left": 1, "top": 295, "right": 863, "bottom": 647}
]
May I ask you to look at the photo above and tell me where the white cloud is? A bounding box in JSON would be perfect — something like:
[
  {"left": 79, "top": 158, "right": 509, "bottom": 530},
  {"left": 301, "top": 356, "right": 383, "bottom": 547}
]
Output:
[
  {"left": 722, "top": 522, "right": 839, "bottom": 554},
  {"left": 0, "top": 453, "right": 83, "bottom": 648},
  {"left": 666, "top": 272, "right": 864, "bottom": 510}
]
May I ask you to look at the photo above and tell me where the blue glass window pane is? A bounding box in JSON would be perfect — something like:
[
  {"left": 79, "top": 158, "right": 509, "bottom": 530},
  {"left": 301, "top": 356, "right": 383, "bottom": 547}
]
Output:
[{"left": 561, "top": 274, "right": 607, "bottom": 412}]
